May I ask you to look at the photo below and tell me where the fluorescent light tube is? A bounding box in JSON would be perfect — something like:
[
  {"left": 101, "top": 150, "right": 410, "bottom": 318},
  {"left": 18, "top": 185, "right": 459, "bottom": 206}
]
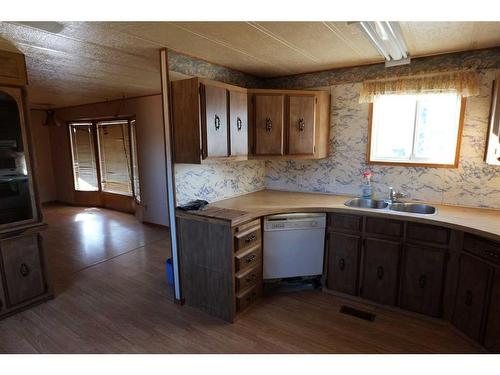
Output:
[{"left": 358, "top": 21, "right": 410, "bottom": 65}]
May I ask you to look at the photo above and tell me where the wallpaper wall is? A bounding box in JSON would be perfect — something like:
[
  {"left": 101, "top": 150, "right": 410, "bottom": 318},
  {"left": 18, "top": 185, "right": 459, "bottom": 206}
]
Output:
[
  {"left": 265, "top": 70, "right": 500, "bottom": 209},
  {"left": 175, "top": 160, "right": 266, "bottom": 205}
]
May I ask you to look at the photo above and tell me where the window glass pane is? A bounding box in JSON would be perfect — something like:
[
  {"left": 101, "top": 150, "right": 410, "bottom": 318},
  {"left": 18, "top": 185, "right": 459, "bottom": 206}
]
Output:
[
  {"left": 371, "top": 95, "right": 416, "bottom": 161},
  {"left": 69, "top": 123, "right": 98, "bottom": 191},
  {"left": 413, "top": 93, "right": 461, "bottom": 164},
  {"left": 97, "top": 121, "right": 132, "bottom": 196},
  {"left": 130, "top": 120, "right": 141, "bottom": 202}
]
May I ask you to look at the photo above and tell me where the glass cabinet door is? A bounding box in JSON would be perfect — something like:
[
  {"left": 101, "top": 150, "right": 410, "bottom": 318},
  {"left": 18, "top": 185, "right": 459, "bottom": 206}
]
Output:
[{"left": 0, "top": 86, "right": 38, "bottom": 228}]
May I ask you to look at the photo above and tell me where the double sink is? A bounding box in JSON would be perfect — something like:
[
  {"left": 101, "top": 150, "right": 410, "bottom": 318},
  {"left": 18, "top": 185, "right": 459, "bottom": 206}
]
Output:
[{"left": 345, "top": 198, "right": 437, "bottom": 215}]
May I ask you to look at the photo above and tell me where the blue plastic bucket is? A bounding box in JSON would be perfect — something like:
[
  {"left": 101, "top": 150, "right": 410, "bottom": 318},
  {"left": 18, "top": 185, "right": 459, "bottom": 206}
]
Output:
[{"left": 166, "top": 258, "right": 174, "bottom": 285}]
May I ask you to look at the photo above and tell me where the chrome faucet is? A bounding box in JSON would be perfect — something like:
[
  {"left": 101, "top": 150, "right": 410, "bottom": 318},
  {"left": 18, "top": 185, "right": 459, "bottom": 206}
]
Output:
[{"left": 388, "top": 187, "right": 408, "bottom": 204}]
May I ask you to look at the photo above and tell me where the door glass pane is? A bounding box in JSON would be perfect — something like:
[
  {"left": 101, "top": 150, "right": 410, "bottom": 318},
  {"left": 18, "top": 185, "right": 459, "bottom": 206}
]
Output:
[
  {"left": 0, "top": 89, "right": 34, "bottom": 224},
  {"left": 130, "top": 120, "right": 140, "bottom": 202},
  {"left": 97, "top": 121, "right": 132, "bottom": 196},
  {"left": 69, "top": 123, "right": 98, "bottom": 191}
]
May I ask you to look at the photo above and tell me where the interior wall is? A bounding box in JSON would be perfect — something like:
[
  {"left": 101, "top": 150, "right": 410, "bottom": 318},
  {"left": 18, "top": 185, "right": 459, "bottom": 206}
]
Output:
[
  {"left": 265, "top": 70, "right": 500, "bottom": 209},
  {"left": 49, "top": 95, "right": 168, "bottom": 226},
  {"left": 29, "top": 110, "right": 57, "bottom": 203}
]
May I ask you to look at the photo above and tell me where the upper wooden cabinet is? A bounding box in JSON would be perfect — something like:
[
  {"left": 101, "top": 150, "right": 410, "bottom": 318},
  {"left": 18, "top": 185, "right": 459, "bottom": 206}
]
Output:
[
  {"left": 171, "top": 77, "right": 248, "bottom": 164},
  {"left": 0, "top": 50, "right": 27, "bottom": 86},
  {"left": 254, "top": 94, "right": 285, "bottom": 156},
  {"left": 249, "top": 88, "right": 330, "bottom": 160}
]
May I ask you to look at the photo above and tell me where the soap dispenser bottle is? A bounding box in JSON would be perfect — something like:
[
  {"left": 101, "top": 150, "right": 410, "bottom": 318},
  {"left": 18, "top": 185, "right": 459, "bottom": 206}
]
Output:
[{"left": 361, "top": 170, "right": 373, "bottom": 198}]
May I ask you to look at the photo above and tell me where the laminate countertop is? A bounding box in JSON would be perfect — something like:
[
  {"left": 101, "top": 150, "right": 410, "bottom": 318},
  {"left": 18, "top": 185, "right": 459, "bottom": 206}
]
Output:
[{"left": 176, "top": 189, "right": 500, "bottom": 242}]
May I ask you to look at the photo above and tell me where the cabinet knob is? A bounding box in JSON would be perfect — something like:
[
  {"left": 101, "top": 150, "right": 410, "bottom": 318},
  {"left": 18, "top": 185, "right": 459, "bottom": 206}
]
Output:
[
  {"left": 418, "top": 275, "right": 427, "bottom": 289},
  {"left": 20, "top": 263, "right": 30, "bottom": 277},
  {"left": 377, "top": 266, "right": 384, "bottom": 280},
  {"left": 214, "top": 114, "right": 221, "bottom": 130},
  {"left": 245, "top": 234, "right": 257, "bottom": 243},
  {"left": 298, "top": 118, "right": 305, "bottom": 132},
  {"left": 338, "top": 258, "right": 346, "bottom": 271},
  {"left": 465, "top": 290, "right": 473, "bottom": 306},
  {"left": 265, "top": 118, "right": 273, "bottom": 132},
  {"left": 237, "top": 117, "right": 243, "bottom": 131}
]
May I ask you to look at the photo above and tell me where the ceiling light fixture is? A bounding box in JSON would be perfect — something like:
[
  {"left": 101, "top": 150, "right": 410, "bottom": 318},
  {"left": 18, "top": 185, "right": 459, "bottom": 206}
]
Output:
[{"left": 358, "top": 21, "right": 410, "bottom": 67}]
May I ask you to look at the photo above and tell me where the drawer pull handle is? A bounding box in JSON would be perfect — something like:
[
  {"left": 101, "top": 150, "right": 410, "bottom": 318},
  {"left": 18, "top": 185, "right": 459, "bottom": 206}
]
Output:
[
  {"left": 214, "top": 114, "right": 221, "bottom": 130},
  {"left": 265, "top": 118, "right": 273, "bottom": 132},
  {"left": 245, "top": 254, "right": 257, "bottom": 264},
  {"left": 339, "top": 258, "right": 346, "bottom": 271},
  {"left": 298, "top": 118, "right": 305, "bottom": 132},
  {"left": 237, "top": 117, "right": 242, "bottom": 131},
  {"left": 485, "top": 250, "right": 500, "bottom": 259},
  {"left": 245, "top": 234, "right": 257, "bottom": 243},
  {"left": 377, "top": 266, "right": 384, "bottom": 280},
  {"left": 465, "top": 290, "right": 473, "bottom": 306},
  {"left": 418, "top": 275, "right": 427, "bottom": 289},
  {"left": 20, "top": 263, "right": 30, "bottom": 277}
]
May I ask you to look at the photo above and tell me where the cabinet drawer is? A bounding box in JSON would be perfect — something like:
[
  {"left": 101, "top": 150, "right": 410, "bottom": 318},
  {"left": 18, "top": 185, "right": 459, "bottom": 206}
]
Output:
[
  {"left": 463, "top": 234, "right": 500, "bottom": 266},
  {"left": 328, "top": 213, "right": 362, "bottom": 233},
  {"left": 235, "top": 244, "right": 261, "bottom": 272},
  {"left": 236, "top": 283, "right": 261, "bottom": 312},
  {"left": 407, "top": 222, "right": 450, "bottom": 245},
  {"left": 0, "top": 233, "right": 46, "bottom": 307},
  {"left": 365, "top": 217, "right": 403, "bottom": 238},
  {"left": 234, "top": 225, "right": 261, "bottom": 252},
  {"left": 236, "top": 265, "right": 262, "bottom": 292}
]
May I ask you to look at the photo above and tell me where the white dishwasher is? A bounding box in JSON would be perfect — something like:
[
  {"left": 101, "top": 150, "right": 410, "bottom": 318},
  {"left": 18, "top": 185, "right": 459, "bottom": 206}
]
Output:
[{"left": 263, "top": 213, "right": 327, "bottom": 280}]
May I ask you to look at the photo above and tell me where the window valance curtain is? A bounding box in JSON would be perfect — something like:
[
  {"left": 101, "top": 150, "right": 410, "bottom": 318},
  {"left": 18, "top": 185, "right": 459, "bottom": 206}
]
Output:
[{"left": 359, "top": 71, "right": 480, "bottom": 103}]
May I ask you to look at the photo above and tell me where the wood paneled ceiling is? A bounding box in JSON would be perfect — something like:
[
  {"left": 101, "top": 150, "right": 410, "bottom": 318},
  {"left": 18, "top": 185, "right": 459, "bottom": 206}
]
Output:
[{"left": 1, "top": 21, "right": 500, "bottom": 109}]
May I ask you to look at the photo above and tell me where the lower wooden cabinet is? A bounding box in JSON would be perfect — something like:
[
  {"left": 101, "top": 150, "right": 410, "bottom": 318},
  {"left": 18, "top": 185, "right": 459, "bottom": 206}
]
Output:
[
  {"left": 0, "top": 233, "right": 47, "bottom": 307},
  {"left": 484, "top": 270, "right": 500, "bottom": 352},
  {"left": 361, "top": 238, "right": 401, "bottom": 306},
  {"left": 326, "top": 231, "right": 361, "bottom": 296},
  {"left": 399, "top": 244, "right": 446, "bottom": 317},
  {"left": 452, "top": 254, "right": 491, "bottom": 341}
]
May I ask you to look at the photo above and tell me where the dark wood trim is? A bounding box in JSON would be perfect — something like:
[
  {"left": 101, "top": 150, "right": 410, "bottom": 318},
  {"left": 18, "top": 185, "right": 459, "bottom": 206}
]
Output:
[
  {"left": 51, "top": 93, "right": 161, "bottom": 111},
  {"left": 366, "top": 97, "right": 466, "bottom": 168}
]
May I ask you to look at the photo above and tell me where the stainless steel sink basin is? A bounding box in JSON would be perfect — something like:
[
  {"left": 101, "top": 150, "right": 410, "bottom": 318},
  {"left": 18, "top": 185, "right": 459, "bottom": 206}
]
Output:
[
  {"left": 389, "top": 203, "right": 437, "bottom": 215},
  {"left": 344, "top": 198, "right": 388, "bottom": 209}
]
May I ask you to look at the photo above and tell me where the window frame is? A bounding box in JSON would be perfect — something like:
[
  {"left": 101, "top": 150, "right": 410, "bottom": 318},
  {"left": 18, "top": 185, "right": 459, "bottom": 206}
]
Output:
[
  {"left": 67, "top": 116, "right": 140, "bottom": 201},
  {"left": 366, "top": 96, "right": 467, "bottom": 168}
]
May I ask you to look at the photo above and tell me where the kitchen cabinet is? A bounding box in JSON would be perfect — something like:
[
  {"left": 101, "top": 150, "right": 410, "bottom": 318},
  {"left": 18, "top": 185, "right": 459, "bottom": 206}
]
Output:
[
  {"left": 452, "top": 254, "right": 490, "bottom": 341},
  {"left": 0, "top": 49, "right": 52, "bottom": 320},
  {"left": 484, "top": 269, "right": 500, "bottom": 352},
  {"left": 326, "top": 231, "right": 361, "bottom": 296},
  {"left": 229, "top": 90, "right": 248, "bottom": 156},
  {"left": 249, "top": 88, "right": 330, "bottom": 160},
  {"left": 171, "top": 77, "right": 248, "bottom": 164},
  {"left": 361, "top": 237, "right": 401, "bottom": 306},
  {"left": 399, "top": 244, "right": 446, "bottom": 317},
  {"left": 485, "top": 73, "right": 500, "bottom": 165},
  {"left": 288, "top": 95, "right": 316, "bottom": 155},
  {"left": 254, "top": 94, "right": 285, "bottom": 155}
]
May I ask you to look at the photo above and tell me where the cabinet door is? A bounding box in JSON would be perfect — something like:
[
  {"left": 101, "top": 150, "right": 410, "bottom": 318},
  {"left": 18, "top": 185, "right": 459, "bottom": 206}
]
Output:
[
  {"left": 452, "top": 255, "right": 490, "bottom": 341},
  {"left": 361, "top": 238, "right": 401, "bottom": 306},
  {"left": 326, "top": 232, "right": 361, "bottom": 295},
  {"left": 229, "top": 90, "right": 248, "bottom": 156},
  {"left": 288, "top": 95, "right": 316, "bottom": 155},
  {"left": 254, "top": 94, "right": 284, "bottom": 155},
  {"left": 201, "top": 84, "right": 228, "bottom": 158},
  {"left": 1, "top": 233, "right": 46, "bottom": 307},
  {"left": 400, "top": 244, "right": 446, "bottom": 317},
  {"left": 484, "top": 270, "right": 500, "bottom": 352}
]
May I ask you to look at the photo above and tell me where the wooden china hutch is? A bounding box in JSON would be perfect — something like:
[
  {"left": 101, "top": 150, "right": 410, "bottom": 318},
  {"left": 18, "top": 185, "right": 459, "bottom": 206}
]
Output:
[{"left": 0, "top": 48, "right": 53, "bottom": 319}]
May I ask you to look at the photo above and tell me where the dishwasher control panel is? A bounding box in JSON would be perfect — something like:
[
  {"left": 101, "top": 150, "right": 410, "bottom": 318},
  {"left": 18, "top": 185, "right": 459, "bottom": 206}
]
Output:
[{"left": 264, "top": 213, "right": 326, "bottom": 231}]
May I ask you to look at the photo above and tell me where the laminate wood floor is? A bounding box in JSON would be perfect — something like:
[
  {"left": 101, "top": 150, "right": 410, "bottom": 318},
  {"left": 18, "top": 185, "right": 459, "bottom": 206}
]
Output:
[{"left": 0, "top": 205, "right": 480, "bottom": 353}]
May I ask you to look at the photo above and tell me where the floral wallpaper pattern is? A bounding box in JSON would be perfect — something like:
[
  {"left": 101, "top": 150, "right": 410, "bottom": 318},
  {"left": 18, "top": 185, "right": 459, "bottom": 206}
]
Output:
[{"left": 265, "top": 71, "right": 500, "bottom": 209}]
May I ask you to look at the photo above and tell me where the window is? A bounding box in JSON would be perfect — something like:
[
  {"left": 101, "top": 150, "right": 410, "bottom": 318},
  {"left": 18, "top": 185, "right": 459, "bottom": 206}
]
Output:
[
  {"left": 368, "top": 93, "right": 465, "bottom": 167},
  {"left": 69, "top": 123, "right": 98, "bottom": 191},
  {"left": 69, "top": 119, "right": 140, "bottom": 201}
]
